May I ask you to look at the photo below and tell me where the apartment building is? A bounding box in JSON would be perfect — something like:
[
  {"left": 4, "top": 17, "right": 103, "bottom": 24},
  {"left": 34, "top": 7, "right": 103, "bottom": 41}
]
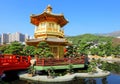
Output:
[
  {"left": 1, "top": 33, "right": 9, "bottom": 45},
  {"left": 0, "top": 32, "right": 30, "bottom": 45}
]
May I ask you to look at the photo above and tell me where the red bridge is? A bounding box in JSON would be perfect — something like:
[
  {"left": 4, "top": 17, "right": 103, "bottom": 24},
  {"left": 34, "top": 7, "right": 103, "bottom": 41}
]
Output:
[{"left": 0, "top": 54, "right": 31, "bottom": 76}]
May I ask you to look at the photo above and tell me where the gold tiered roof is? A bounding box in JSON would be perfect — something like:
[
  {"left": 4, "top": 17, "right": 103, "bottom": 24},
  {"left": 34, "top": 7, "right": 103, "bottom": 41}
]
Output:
[
  {"left": 26, "top": 38, "right": 70, "bottom": 46},
  {"left": 30, "top": 5, "right": 68, "bottom": 27},
  {"left": 26, "top": 5, "right": 71, "bottom": 58},
  {"left": 26, "top": 5, "right": 71, "bottom": 47}
]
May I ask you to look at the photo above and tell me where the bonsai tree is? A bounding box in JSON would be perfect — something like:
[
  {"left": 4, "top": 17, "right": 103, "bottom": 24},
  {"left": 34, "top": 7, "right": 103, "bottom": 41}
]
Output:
[
  {"left": 101, "top": 61, "right": 107, "bottom": 71},
  {"left": 65, "top": 45, "right": 77, "bottom": 58},
  {"left": 22, "top": 45, "right": 35, "bottom": 56},
  {"left": 66, "top": 64, "right": 74, "bottom": 74},
  {"left": 34, "top": 42, "right": 53, "bottom": 58},
  {"left": 87, "top": 59, "right": 97, "bottom": 73},
  {"left": 4, "top": 41, "right": 24, "bottom": 55},
  {"left": 0, "top": 44, "right": 9, "bottom": 54},
  {"left": 77, "top": 41, "right": 93, "bottom": 55},
  {"left": 28, "top": 65, "right": 35, "bottom": 76},
  {"left": 46, "top": 67, "right": 55, "bottom": 78}
]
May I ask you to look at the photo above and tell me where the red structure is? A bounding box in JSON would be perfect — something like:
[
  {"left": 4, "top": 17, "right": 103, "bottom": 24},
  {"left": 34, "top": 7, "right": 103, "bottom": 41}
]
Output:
[
  {"left": 36, "top": 56, "right": 85, "bottom": 66},
  {"left": 0, "top": 54, "right": 31, "bottom": 76}
]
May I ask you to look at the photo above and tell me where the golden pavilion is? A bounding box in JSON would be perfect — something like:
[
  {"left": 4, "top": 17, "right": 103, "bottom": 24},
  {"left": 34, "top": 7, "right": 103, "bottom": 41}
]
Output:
[{"left": 26, "top": 5, "right": 70, "bottom": 58}]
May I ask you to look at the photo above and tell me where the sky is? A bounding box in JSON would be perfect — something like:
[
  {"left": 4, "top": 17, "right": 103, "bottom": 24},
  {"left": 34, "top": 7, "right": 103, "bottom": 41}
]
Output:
[{"left": 0, "top": 0, "right": 120, "bottom": 36}]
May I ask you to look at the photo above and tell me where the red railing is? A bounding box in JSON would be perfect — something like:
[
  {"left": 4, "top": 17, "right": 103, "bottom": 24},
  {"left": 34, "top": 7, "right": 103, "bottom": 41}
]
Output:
[
  {"left": 0, "top": 54, "right": 31, "bottom": 64},
  {"left": 0, "top": 54, "right": 31, "bottom": 76},
  {"left": 36, "top": 56, "right": 85, "bottom": 66}
]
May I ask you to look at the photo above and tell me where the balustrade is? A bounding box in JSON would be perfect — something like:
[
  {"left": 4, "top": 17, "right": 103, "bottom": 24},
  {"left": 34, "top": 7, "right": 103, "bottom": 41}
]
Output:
[
  {"left": 0, "top": 54, "right": 31, "bottom": 65},
  {"left": 0, "top": 54, "right": 31, "bottom": 76},
  {"left": 36, "top": 56, "right": 85, "bottom": 66}
]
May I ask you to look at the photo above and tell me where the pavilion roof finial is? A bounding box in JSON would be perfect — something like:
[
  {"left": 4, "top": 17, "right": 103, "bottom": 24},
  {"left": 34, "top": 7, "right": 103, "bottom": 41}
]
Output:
[{"left": 46, "top": 4, "right": 52, "bottom": 13}]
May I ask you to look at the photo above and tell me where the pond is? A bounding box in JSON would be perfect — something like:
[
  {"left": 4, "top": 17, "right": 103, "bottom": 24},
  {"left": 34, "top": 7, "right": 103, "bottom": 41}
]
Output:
[
  {"left": 1, "top": 62, "right": 120, "bottom": 84},
  {"left": 1, "top": 73, "right": 120, "bottom": 84}
]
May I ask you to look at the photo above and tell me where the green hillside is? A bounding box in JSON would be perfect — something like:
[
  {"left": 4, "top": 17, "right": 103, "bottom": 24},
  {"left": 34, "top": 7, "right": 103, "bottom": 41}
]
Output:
[
  {"left": 65, "top": 34, "right": 120, "bottom": 57},
  {"left": 66, "top": 34, "right": 113, "bottom": 45}
]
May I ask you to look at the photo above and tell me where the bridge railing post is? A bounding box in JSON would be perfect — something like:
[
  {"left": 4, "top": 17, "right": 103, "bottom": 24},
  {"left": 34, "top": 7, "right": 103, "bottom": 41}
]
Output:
[
  {"left": 42, "top": 59, "right": 45, "bottom": 66},
  {"left": 20, "top": 56, "right": 22, "bottom": 63},
  {"left": 28, "top": 56, "right": 31, "bottom": 63},
  {"left": 0, "top": 57, "right": 1, "bottom": 65}
]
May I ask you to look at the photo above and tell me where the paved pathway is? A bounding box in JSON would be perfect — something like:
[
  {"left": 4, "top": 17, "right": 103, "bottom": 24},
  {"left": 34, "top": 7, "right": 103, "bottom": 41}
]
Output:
[{"left": 88, "top": 55, "right": 120, "bottom": 63}]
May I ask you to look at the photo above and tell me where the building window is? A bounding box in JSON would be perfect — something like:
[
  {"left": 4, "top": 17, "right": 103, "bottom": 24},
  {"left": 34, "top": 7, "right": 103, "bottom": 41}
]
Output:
[
  {"left": 49, "top": 23, "right": 54, "bottom": 28},
  {"left": 41, "top": 23, "right": 45, "bottom": 28}
]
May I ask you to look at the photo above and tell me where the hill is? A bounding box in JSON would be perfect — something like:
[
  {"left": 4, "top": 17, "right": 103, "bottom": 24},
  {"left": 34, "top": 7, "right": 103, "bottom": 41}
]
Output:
[
  {"left": 112, "top": 38, "right": 120, "bottom": 46},
  {"left": 66, "top": 34, "right": 113, "bottom": 45},
  {"left": 66, "top": 33, "right": 120, "bottom": 46},
  {"left": 97, "top": 30, "right": 120, "bottom": 37}
]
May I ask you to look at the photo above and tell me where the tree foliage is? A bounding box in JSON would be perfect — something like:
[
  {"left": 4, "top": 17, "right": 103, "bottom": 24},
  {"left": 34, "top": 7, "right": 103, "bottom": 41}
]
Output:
[
  {"left": 66, "top": 34, "right": 113, "bottom": 44},
  {"left": 65, "top": 45, "right": 77, "bottom": 57},
  {"left": 34, "top": 42, "right": 53, "bottom": 58},
  {"left": 0, "top": 44, "right": 9, "bottom": 54},
  {"left": 66, "top": 34, "right": 120, "bottom": 57},
  {"left": 0, "top": 34, "right": 120, "bottom": 57},
  {"left": 4, "top": 41, "right": 24, "bottom": 55},
  {"left": 23, "top": 45, "right": 35, "bottom": 56}
]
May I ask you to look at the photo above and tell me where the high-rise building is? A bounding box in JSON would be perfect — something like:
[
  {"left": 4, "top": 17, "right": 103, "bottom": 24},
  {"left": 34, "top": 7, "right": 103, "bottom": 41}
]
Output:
[
  {"left": 1, "top": 33, "right": 9, "bottom": 45},
  {"left": 9, "top": 33, "right": 13, "bottom": 43},
  {"left": 14, "top": 32, "right": 25, "bottom": 42},
  {"left": 25, "top": 34, "right": 30, "bottom": 40},
  {"left": 0, "top": 34, "right": 1, "bottom": 45},
  {"left": 0, "top": 32, "right": 30, "bottom": 45}
]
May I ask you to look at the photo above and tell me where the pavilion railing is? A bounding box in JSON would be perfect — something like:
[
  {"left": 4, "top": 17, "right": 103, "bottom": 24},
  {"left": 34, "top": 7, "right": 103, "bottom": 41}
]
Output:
[{"left": 36, "top": 56, "right": 85, "bottom": 66}]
